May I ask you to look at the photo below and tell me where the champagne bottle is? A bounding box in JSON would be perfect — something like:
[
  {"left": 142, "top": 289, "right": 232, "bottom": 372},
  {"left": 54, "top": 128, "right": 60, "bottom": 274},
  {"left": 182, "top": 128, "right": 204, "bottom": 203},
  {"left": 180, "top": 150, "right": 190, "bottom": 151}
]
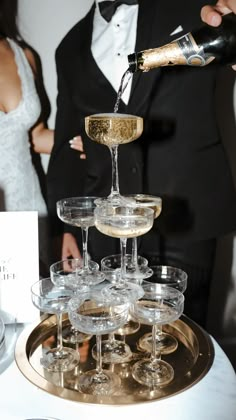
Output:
[{"left": 128, "top": 13, "right": 236, "bottom": 72}]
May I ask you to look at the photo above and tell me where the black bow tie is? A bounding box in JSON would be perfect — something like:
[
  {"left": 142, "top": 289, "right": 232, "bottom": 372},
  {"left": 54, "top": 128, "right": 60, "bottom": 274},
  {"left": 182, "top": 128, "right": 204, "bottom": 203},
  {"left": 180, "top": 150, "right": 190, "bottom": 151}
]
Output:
[{"left": 98, "top": 0, "right": 138, "bottom": 22}]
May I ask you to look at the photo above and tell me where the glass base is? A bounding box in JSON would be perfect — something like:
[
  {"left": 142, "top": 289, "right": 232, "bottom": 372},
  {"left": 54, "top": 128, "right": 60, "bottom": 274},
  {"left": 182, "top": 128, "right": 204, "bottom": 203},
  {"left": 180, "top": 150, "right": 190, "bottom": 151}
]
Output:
[
  {"left": 92, "top": 339, "right": 133, "bottom": 364},
  {"left": 62, "top": 325, "right": 92, "bottom": 345},
  {"left": 40, "top": 346, "right": 80, "bottom": 372},
  {"left": 102, "top": 282, "right": 144, "bottom": 302},
  {"left": 95, "top": 195, "right": 131, "bottom": 207},
  {"left": 75, "top": 269, "right": 105, "bottom": 287},
  {"left": 114, "top": 318, "right": 140, "bottom": 336},
  {"left": 132, "top": 358, "right": 174, "bottom": 386},
  {"left": 101, "top": 253, "right": 151, "bottom": 284},
  {"left": 78, "top": 369, "right": 121, "bottom": 395},
  {"left": 125, "top": 265, "right": 153, "bottom": 281},
  {"left": 138, "top": 332, "right": 178, "bottom": 355}
]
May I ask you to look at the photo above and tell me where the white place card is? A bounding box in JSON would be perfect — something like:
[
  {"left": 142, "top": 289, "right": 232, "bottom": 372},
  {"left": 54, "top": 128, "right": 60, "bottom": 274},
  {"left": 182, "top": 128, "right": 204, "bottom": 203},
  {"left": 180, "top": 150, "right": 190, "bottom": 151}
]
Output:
[{"left": 0, "top": 211, "right": 40, "bottom": 324}]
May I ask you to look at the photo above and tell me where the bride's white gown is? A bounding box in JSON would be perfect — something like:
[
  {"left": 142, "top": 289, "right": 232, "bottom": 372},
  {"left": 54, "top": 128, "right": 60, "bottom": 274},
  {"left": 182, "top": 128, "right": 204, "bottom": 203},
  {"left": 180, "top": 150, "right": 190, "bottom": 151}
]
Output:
[{"left": 0, "top": 38, "right": 49, "bottom": 269}]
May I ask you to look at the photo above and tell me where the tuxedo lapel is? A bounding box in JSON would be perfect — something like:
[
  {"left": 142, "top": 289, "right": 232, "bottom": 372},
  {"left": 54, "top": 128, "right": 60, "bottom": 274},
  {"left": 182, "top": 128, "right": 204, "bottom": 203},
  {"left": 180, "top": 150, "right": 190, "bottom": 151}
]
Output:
[{"left": 78, "top": 3, "right": 130, "bottom": 110}]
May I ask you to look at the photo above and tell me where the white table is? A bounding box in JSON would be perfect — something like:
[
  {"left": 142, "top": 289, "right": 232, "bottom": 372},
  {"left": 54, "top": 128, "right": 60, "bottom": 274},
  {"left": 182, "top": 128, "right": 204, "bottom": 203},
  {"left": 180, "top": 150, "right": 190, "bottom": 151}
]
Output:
[{"left": 0, "top": 323, "right": 235, "bottom": 420}]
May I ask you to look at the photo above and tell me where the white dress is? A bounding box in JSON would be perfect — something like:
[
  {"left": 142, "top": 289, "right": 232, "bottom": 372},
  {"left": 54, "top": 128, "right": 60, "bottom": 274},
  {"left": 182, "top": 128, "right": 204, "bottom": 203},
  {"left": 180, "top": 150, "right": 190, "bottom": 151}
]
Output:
[{"left": 0, "top": 38, "right": 50, "bottom": 270}]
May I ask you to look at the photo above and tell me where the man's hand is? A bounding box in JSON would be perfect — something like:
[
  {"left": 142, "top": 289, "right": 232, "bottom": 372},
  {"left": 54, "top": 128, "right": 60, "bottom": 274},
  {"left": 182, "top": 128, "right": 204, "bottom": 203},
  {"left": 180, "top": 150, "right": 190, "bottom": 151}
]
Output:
[
  {"left": 201, "top": 1, "right": 236, "bottom": 25},
  {"left": 62, "top": 232, "right": 82, "bottom": 259},
  {"left": 201, "top": 1, "right": 236, "bottom": 69}
]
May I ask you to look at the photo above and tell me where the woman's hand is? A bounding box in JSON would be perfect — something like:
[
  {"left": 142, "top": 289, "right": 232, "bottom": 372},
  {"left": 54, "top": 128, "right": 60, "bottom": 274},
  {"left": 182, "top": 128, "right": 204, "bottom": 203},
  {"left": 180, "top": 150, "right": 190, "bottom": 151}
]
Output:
[{"left": 69, "top": 135, "right": 86, "bottom": 159}]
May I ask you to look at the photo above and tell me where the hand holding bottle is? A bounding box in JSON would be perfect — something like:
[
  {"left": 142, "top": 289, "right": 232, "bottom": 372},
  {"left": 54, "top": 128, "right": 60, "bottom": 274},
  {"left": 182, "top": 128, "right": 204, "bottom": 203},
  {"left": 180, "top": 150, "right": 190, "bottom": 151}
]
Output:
[
  {"left": 201, "top": 0, "right": 236, "bottom": 69},
  {"left": 128, "top": 12, "right": 236, "bottom": 72}
]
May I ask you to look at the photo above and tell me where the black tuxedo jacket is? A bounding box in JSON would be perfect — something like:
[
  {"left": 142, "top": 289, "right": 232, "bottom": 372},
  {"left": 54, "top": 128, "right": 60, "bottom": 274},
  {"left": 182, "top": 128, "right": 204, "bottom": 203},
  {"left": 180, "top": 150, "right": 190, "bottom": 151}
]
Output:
[{"left": 47, "top": 0, "right": 236, "bottom": 261}]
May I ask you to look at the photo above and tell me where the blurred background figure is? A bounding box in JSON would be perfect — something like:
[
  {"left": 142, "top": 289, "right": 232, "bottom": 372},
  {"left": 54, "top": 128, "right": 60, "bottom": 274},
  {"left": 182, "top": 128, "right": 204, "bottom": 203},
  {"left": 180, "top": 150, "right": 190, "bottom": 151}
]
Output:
[
  {"left": 0, "top": 0, "right": 54, "bottom": 273},
  {"left": 0, "top": 0, "right": 84, "bottom": 274}
]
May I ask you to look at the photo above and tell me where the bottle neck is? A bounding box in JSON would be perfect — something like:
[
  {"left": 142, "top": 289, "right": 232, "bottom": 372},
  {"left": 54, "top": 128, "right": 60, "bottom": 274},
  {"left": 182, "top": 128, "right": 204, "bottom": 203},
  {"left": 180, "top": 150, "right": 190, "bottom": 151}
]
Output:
[
  {"left": 128, "top": 35, "right": 209, "bottom": 72},
  {"left": 128, "top": 35, "right": 205, "bottom": 72},
  {"left": 128, "top": 52, "right": 139, "bottom": 72}
]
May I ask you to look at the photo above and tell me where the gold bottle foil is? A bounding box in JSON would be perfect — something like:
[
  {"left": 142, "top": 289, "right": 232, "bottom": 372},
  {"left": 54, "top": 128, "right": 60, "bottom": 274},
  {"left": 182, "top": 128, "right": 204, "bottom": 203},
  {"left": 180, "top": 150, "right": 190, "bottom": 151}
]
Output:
[{"left": 139, "top": 33, "right": 214, "bottom": 71}]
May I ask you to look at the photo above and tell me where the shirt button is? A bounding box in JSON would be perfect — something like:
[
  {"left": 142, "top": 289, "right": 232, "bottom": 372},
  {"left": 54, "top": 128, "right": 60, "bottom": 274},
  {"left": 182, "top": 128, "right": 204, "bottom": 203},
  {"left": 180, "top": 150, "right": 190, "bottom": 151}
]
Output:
[{"left": 131, "top": 167, "right": 137, "bottom": 174}]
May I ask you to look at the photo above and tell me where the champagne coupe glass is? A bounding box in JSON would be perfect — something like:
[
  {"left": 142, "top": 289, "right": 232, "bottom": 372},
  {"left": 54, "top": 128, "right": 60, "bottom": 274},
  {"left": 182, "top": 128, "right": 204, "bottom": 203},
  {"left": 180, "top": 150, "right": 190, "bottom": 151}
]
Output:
[
  {"left": 31, "top": 277, "right": 80, "bottom": 372},
  {"left": 92, "top": 258, "right": 143, "bottom": 363},
  {"left": 94, "top": 204, "right": 154, "bottom": 288},
  {"left": 125, "top": 194, "right": 162, "bottom": 268},
  {"left": 93, "top": 204, "right": 154, "bottom": 363},
  {"left": 101, "top": 253, "right": 152, "bottom": 285},
  {"left": 131, "top": 283, "right": 185, "bottom": 386},
  {"left": 138, "top": 266, "right": 188, "bottom": 354},
  {"left": 50, "top": 258, "right": 104, "bottom": 345},
  {"left": 100, "top": 253, "right": 153, "bottom": 347},
  {"left": 68, "top": 290, "right": 129, "bottom": 395},
  {"left": 57, "top": 196, "right": 104, "bottom": 285},
  {"left": 85, "top": 113, "right": 143, "bottom": 205}
]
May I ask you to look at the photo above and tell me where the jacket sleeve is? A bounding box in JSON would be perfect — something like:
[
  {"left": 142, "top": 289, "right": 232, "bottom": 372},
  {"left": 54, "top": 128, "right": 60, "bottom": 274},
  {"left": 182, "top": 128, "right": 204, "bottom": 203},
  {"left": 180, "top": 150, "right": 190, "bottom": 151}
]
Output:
[{"left": 47, "top": 46, "right": 86, "bottom": 238}]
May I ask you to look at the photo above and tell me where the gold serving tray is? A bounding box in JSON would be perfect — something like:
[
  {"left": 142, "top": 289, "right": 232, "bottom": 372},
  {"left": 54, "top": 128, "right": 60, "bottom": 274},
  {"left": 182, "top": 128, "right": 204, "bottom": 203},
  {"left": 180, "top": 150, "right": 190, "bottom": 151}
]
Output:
[{"left": 15, "top": 314, "right": 214, "bottom": 405}]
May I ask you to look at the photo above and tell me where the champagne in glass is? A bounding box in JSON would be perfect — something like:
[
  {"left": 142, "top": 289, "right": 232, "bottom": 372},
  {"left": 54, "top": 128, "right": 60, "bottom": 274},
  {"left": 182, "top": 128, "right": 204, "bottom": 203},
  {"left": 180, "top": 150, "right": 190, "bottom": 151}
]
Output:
[
  {"left": 125, "top": 194, "right": 162, "bottom": 268},
  {"left": 126, "top": 194, "right": 162, "bottom": 219},
  {"left": 94, "top": 204, "right": 154, "bottom": 281},
  {"left": 85, "top": 113, "right": 143, "bottom": 205}
]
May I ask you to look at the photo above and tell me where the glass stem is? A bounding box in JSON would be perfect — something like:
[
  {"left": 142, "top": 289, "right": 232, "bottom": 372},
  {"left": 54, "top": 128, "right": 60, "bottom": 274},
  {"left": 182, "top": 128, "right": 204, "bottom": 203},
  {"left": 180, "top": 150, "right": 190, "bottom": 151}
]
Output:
[
  {"left": 96, "top": 334, "right": 103, "bottom": 376},
  {"left": 59, "top": 371, "right": 64, "bottom": 388},
  {"left": 108, "top": 307, "right": 115, "bottom": 344},
  {"left": 156, "top": 324, "right": 163, "bottom": 342},
  {"left": 81, "top": 226, "right": 89, "bottom": 269},
  {"left": 57, "top": 313, "right": 63, "bottom": 351},
  {"left": 120, "top": 237, "right": 127, "bottom": 281},
  {"left": 151, "top": 324, "right": 161, "bottom": 363},
  {"left": 131, "top": 237, "right": 138, "bottom": 267},
  {"left": 109, "top": 145, "right": 120, "bottom": 197},
  {"left": 109, "top": 332, "right": 115, "bottom": 344}
]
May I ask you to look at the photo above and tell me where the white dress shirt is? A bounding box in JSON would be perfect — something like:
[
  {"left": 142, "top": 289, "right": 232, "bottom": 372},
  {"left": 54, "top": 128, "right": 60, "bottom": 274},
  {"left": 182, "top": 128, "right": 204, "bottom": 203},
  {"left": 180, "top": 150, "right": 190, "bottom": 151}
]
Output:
[{"left": 91, "top": 0, "right": 138, "bottom": 104}]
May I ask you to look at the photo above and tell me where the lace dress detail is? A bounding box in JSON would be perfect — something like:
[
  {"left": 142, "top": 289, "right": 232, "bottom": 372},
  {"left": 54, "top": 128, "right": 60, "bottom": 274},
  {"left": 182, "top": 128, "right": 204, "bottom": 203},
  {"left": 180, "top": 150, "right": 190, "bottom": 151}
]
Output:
[{"left": 0, "top": 39, "right": 49, "bottom": 269}]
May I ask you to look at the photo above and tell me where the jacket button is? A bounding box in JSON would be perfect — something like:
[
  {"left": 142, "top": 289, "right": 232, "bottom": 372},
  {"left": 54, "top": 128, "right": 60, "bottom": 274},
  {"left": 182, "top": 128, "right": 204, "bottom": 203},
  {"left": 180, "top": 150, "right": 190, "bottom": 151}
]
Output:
[{"left": 131, "top": 167, "right": 137, "bottom": 174}]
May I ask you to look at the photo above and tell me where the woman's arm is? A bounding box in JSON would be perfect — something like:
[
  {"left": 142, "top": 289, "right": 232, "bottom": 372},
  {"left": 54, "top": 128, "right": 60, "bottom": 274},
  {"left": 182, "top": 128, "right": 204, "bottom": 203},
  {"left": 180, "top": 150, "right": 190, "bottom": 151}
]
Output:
[
  {"left": 31, "top": 122, "right": 54, "bottom": 154},
  {"left": 23, "top": 47, "right": 54, "bottom": 153},
  {"left": 24, "top": 48, "right": 86, "bottom": 155}
]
